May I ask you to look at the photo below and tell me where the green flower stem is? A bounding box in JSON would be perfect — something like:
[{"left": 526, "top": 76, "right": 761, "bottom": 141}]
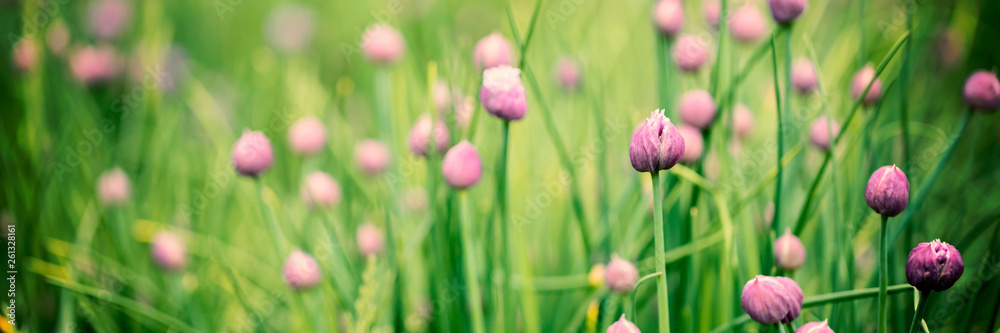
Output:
[
  {"left": 631, "top": 271, "right": 665, "bottom": 321},
  {"left": 459, "top": 192, "right": 487, "bottom": 333},
  {"left": 909, "top": 290, "right": 931, "bottom": 333},
  {"left": 879, "top": 214, "right": 890, "bottom": 333},
  {"left": 769, "top": 29, "right": 786, "bottom": 241},
  {"left": 255, "top": 179, "right": 288, "bottom": 256},
  {"left": 496, "top": 120, "right": 513, "bottom": 332},
  {"left": 650, "top": 171, "right": 672, "bottom": 333}
]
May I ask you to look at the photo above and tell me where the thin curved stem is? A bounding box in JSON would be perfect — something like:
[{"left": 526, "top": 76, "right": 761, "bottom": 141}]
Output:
[
  {"left": 650, "top": 171, "right": 672, "bottom": 333},
  {"left": 909, "top": 290, "right": 931, "bottom": 333}
]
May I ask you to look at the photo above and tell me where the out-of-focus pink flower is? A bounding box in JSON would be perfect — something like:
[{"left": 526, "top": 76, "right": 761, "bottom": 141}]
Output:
[
  {"left": 732, "top": 104, "right": 754, "bottom": 138},
  {"left": 792, "top": 58, "right": 817, "bottom": 94},
  {"left": 356, "top": 223, "right": 385, "bottom": 256},
  {"left": 676, "top": 125, "right": 704, "bottom": 163},
  {"left": 288, "top": 116, "right": 327, "bottom": 155},
  {"left": 653, "top": 0, "right": 684, "bottom": 37},
  {"left": 151, "top": 231, "right": 187, "bottom": 271},
  {"left": 47, "top": 20, "right": 70, "bottom": 56},
  {"left": 605, "top": 255, "right": 638, "bottom": 293},
  {"left": 729, "top": 6, "right": 767, "bottom": 44},
  {"left": 232, "top": 130, "right": 274, "bottom": 177},
  {"left": 480, "top": 65, "right": 528, "bottom": 121},
  {"left": 774, "top": 228, "right": 806, "bottom": 270},
  {"left": 963, "top": 70, "right": 1000, "bottom": 112},
  {"left": 555, "top": 56, "right": 581, "bottom": 91},
  {"left": 607, "top": 315, "right": 641, "bottom": 333},
  {"left": 768, "top": 0, "right": 807, "bottom": 25},
  {"left": 704, "top": 0, "right": 720, "bottom": 29},
  {"left": 355, "top": 139, "right": 391, "bottom": 176},
  {"left": 264, "top": 3, "right": 316, "bottom": 53},
  {"left": 408, "top": 114, "right": 451, "bottom": 157},
  {"left": 808, "top": 115, "right": 840, "bottom": 151},
  {"left": 473, "top": 33, "right": 514, "bottom": 70},
  {"left": 283, "top": 250, "right": 321, "bottom": 290},
  {"left": 98, "top": 167, "right": 131, "bottom": 206},
  {"left": 13, "top": 38, "right": 38, "bottom": 72},
  {"left": 441, "top": 140, "right": 482, "bottom": 189},
  {"left": 672, "top": 34, "right": 709, "bottom": 72},
  {"left": 361, "top": 24, "right": 405, "bottom": 64},
  {"left": 850, "top": 65, "right": 882, "bottom": 106},
  {"left": 88, "top": 0, "right": 131, "bottom": 40},
  {"left": 679, "top": 89, "right": 717, "bottom": 129},
  {"left": 301, "top": 171, "right": 342, "bottom": 209},
  {"left": 70, "top": 45, "right": 121, "bottom": 84}
]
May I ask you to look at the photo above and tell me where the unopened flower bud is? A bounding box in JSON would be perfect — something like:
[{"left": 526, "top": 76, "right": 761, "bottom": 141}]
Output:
[
  {"left": 653, "top": 0, "right": 685, "bottom": 37},
  {"left": 283, "top": 250, "right": 321, "bottom": 290},
  {"left": 480, "top": 65, "right": 528, "bottom": 121},
  {"left": 361, "top": 24, "right": 405, "bottom": 64},
  {"left": 288, "top": 116, "right": 327, "bottom": 155},
  {"left": 774, "top": 228, "right": 806, "bottom": 270},
  {"left": 864, "top": 165, "right": 909, "bottom": 217},
  {"left": 676, "top": 125, "right": 704, "bottom": 163},
  {"left": 408, "top": 114, "right": 450, "bottom": 157},
  {"left": 441, "top": 140, "right": 482, "bottom": 189},
  {"left": 740, "top": 275, "right": 803, "bottom": 325},
  {"left": 151, "top": 231, "right": 187, "bottom": 271},
  {"left": 851, "top": 65, "right": 882, "bottom": 106},
  {"left": 733, "top": 104, "right": 754, "bottom": 138},
  {"left": 906, "top": 239, "right": 964, "bottom": 292},
  {"left": 809, "top": 115, "right": 840, "bottom": 151},
  {"left": 672, "top": 35, "right": 709, "bottom": 73},
  {"left": 357, "top": 223, "right": 385, "bottom": 256},
  {"left": 355, "top": 139, "right": 391, "bottom": 176},
  {"left": 473, "top": 33, "right": 513, "bottom": 70},
  {"left": 679, "top": 89, "right": 717, "bottom": 129},
  {"left": 232, "top": 131, "right": 274, "bottom": 177},
  {"left": 607, "top": 315, "right": 641, "bottom": 333},
  {"left": 301, "top": 171, "right": 341, "bottom": 208},
  {"left": 768, "top": 0, "right": 807, "bottom": 25},
  {"left": 605, "top": 255, "right": 639, "bottom": 293},
  {"left": 629, "top": 110, "right": 686, "bottom": 173},
  {"left": 729, "top": 6, "right": 767, "bottom": 44},
  {"left": 963, "top": 70, "right": 1000, "bottom": 112},
  {"left": 795, "top": 320, "right": 835, "bottom": 333},
  {"left": 792, "top": 58, "right": 818, "bottom": 94}
]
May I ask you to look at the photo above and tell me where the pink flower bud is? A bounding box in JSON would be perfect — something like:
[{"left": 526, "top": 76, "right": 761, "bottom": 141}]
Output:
[
  {"left": 408, "top": 114, "right": 451, "bottom": 157},
  {"left": 864, "top": 165, "right": 909, "bottom": 217},
  {"left": 774, "top": 228, "right": 806, "bottom": 270},
  {"left": 809, "top": 115, "right": 840, "bottom": 151},
  {"left": 151, "top": 231, "right": 187, "bottom": 271},
  {"left": 653, "top": 0, "right": 685, "bottom": 37},
  {"left": 361, "top": 24, "right": 405, "bottom": 64},
  {"left": 741, "top": 275, "right": 803, "bottom": 325},
  {"left": 729, "top": 6, "right": 767, "bottom": 44},
  {"left": 356, "top": 223, "right": 385, "bottom": 256},
  {"left": 441, "top": 140, "right": 482, "bottom": 189},
  {"left": 672, "top": 35, "right": 709, "bottom": 73},
  {"left": 679, "top": 89, "right": 717, "bottom": 129},
  {"left": 47, "top": 20, "right": 69, "bottom": 56},
  {"left": 795, "top": 320, "right": 834, "bottom": 333},
  {"left": 232, "top": 130, "right": 275, "bottom": 177},
  {"left": 434, "top": 80, "right": 454, "bottom": 112},
  {"left": 288, "top": 116, "right": 327, "bottom": 155},
  {"left": 676, "top": 125, "right": 704, "bottom": 163},
  {"left": 851, "top": 65, "right": 882, "bottom": 106},
  {"left": 704, "top": 0, "right": 720, "bottom": 29},
  {"left": 607, "top": 315, "right": 641, "bottom": 333},
  {"left": 355, "top": 139, "right": 391, "bottom": 176},
  {"left": 301, "top": 171, "right": 341, "bottom": 208},
  {"left": 283, "top": 250, "right": 321, "bottom": 290},
  {"left": 98, "top": 167, "right": 131, "bottom": 206},
  {"left": 480, "top": 65, "right": 528, "bottom": 121},
  {"left": 88, "top": 0, "right": 131, "bottom": 40},
  {"left": 605, "top": 255, "right": 638, "bottom": 293},
  {"left": 906, "top": 239, "right": 964, "bottom": 292},
  {"left": 264, "top": 4, "right": 315, "bottom": 53},
  {"left": 733, "top": 104, "right": 754, "bottom": 138},
  {"left": 70, "top": 45, "right": 121, "bottom": 84},
  {"left": 630, "top": 110, "right": 686, "bottom": 173},
  {"left": 792, "top": 58, "right": 818, "bottom": 94},
  {"left": 768, "top": 0, "right": 807, "bottom": 25},
  {"left": 473, "top": 33, "right": 514, "bottom": 70},
  {"left": 556, "top": 57, "right": 581, "bottom": 91},
  {"left": 963, "top": 70, "right": 1000, "bottom": 112},
  {"left": 13, "top": 38, "right": 38, "bottom": 72}
]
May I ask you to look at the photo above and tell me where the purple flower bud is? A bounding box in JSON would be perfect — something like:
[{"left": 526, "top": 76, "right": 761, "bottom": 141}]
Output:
[
  {"left": 357, "top": 223, "right": 385, "bottom": 256},
  {"left": 13, "top": 38, "right": 38, "bottom": 73},
  {"left": 774, "top": 228, "right": 806, "bottom": 270},
  {"left": 864, "top": 165, "right": 909, "bottom": 217},
  {"left": 408, "top": 114, "right": 451, "bottom": 157},
  {"left": 151, "top": 231, "right": 187, "bottom": 271},
  {"left": 676, "top": 125, "right": 704, "bottom": 163},
  {"left": 361, "top": 24, "right": 405, "bottom": 64},
  {"left": 88, "top": 0, "right": 131, "bottom": 40},
  {"left": 672, "top": 35, "right": 709, "bottom": 73},
  {"left": 653, "top": 0, "right": 685, "bottom": 37},
  {"left": 740, "top": 275, "right": 803, "bottom": 325},
  {"left": 607, "top": 315, "right": 641, "bottom": 333},
  {"left": 441, "top": 140, "right": 482, "bottom": 189},
  {"left": 851, "top": 65, "right": 882, "bottom": 106},
  {"left": 283, "top": 250, "right": 321, "bottom": 290},
  {"left": 704, "top": 0, "right": 720, "bottom": 30},
  {"left": 792, "top": 58, "right": 818, "bottom": 94},
  {"left": 264, "top": 4, "right": 315, "bottom": 53},
  {"left": 809, "top": 115, "right": 840, "bottom": 151},
  {"left": 605, "top": 255, "right": 638, "bottom": 293},
  {"left": 795, "top": 319, "right": 834, "bottom": 333},
  {"left": 474, "top": 33, "right": 514, "bottom": 70},
  {"left": 768, "top": 0, "right": 807, "bottom": 25},
  {"left": 288, "top": 116, "right": 327, "bottom": 155},
  {"left": 963, "top": 70, "right": 1000, "bottom": 112},
  {"left": 729, "top": 6, "right": 767, "bottom": 44},
  {"left": 629, "top": 110, "right": 686, "bottom": 173},
  {"left": 232, "top": 130, "right": 274, "bottom": 177},
  {"left": 556, "top": 56, "right": 581, "bottom": 91},
  {"left": 906, "top": 239, "right": 964, "bottom": 292},
  {"left": 679, "top": 89, "right": 717, "bottom": 129},
  {"left": 355, "top": 139, "right": 391, "bottom": 176},
  {"left": 301, "top": 171, "right": 342, "bottom": 209},
  {"left": 98, "top": 167, "right": 131, "bottom": 206},
  {"left": 733, "top": 104, "right": 754, "bottom": 138},
  {"left": 480, "top": 65, "right": 528, "bottom": 121}
]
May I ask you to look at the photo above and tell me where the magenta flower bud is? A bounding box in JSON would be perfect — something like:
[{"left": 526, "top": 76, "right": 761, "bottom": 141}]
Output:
[
  {"left": 607, "top": 315, "right": 641, "bottom": 333},
  {"left": 729, "top": 6, "right": 767, "bottom": 44},
  {"left": 232, "top": 130, "right": 274, "bottom": 177},
  {"left": 264, "top": 4, "right": 315, "bottom": 53},
  {"left": 741, "top": 275, "right": 803, "bottom": 325},
  {"left": 356, "top": 223, "right": 385, "bottom": 256},
  {"left": 963, "top": 70, "right": 1000, "bottom": 112},
  {"left": 676, "top": 125, "right": 704, "bottom": 163},
  {"left": 629, "top": 110, "right": 686, "bottom": 173},
  {"left": 555, "top": 57, "right": 581, "bottom": 91},
  {"left": 98, "top": 167, "right": 131, "bottom": 206},
  {"left": 733, "top": 104, "right": 754, "bottom": 138},
  {"left": 774, "top": 228, "right": 806, "bottom": 270},
  {"left": 70, "top": 45, "right": 121, "bottom": 84},
  {"left": 408, "top": 114, "right": 451, "bottom": 157},
  {"left": 865, "top": 165, "right": 910, "bottom": 217},
  {"left": 809, "top": 115, "right": 840, "bottom": 151},
  {"left": 704, "top": 0, "right": 720, "bottom": 29},
  {"left": 88, "top": 0, "right": 131, "bottom": 40},
  {"left": 792, "top": 58, "right": 818, "bottom": 94},
  {"left": 288, "top": 116, "right": 327, "bottom": 155},
  {"left": 768, "top": 0, "right": 807, "bottom": 25},
  {"left": 441, "top": 140, "right": 483, "bottom": 189},
  {"left": 47, "top": 20, "right": 70, "bottom": 56},
  {"left": 679, "top": 89, "right": 717, "bottom": 129},
  {"left": 473, "top": 33, "right": 514, "bottom": 70},
  {"left": 150, "top": 231, "right": 187, "bottom": 271},
  {"left": 851, "top": 65, "right": 882, "bottom": 106},
  {"left": 605, "top": 255, "right": 639, "bottom": 293},
  {"left": 672, "top": 35, "right": 709, "bottom": 73},
  {"left": 795, "top": 320, "right": 834, "bottom": 333},
  {"left": 301, "top": 171, "right": 341, "bottom": 208},
  {"left": 480, "top": 65, "right": 528, "bottom": 121},
  {"left": 283, "top": 250, "right": 321, "bottom": 290},
  {"left": 361, "top": 24, "right": 405, "bottom": 64},
  {"left": 653, "top": 0, "right": 685, "bottom": 37},
  {"left": 13, "top": 38, "right": 38, "bottom": 72},
  {"left": 355, "top": 139, "right": 391, "bottom": 176},
  {"left": 906, "top": 239, "right": 964, "bottom": 292}
]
